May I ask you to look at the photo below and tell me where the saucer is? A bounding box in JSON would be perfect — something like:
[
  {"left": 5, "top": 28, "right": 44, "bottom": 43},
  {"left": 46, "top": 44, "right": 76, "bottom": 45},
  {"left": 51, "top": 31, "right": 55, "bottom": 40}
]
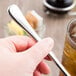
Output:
[{"left": 43, "top": 0, "right": 76, "bottom": 14}]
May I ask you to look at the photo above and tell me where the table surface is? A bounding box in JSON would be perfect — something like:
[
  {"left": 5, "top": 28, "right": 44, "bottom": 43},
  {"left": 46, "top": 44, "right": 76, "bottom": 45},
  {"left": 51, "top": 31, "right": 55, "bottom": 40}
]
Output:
[{"left": 0, "top": 0, "right": 76, "bottom": 76}]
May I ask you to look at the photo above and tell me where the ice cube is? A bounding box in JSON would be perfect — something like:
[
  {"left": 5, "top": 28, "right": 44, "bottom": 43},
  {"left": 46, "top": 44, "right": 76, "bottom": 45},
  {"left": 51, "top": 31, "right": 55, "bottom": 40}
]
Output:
[{"left": 71, "top": 25, "right": 76, "bottom": 38}]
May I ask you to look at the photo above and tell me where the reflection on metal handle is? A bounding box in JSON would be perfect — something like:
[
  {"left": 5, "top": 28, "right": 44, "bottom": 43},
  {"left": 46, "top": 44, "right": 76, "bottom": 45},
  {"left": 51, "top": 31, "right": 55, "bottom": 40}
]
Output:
[
  {"left": 49, "top": 52, "right": 70, "bottom": 76},
  {"left": 7, "top": 4, "right": 71, "bottom": 76}
]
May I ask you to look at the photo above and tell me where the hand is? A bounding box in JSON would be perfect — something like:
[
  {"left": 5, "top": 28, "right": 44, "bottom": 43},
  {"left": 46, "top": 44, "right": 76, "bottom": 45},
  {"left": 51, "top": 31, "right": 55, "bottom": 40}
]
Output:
[{"left": 0, "top": 36, "right": 54, "bottom": 76}]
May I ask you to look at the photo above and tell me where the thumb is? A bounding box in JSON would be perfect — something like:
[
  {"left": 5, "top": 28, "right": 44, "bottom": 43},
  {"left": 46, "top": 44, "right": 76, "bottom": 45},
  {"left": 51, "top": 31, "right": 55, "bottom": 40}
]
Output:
[{"left": 20, "top": 37, "right": 54, "bottom": 67}]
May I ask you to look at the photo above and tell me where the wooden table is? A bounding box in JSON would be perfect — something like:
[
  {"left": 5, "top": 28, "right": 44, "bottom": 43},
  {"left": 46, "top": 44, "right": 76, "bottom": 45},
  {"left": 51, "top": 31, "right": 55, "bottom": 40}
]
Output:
[{"left": 0, "top": 0, "right": 76, "bottom": 76}]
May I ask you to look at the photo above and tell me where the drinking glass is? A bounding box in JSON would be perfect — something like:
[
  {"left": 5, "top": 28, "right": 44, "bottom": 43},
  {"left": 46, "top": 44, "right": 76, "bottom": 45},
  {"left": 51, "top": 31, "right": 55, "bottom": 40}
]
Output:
[{"left": 59, "top": 19, "right": 76, "bottom": 76}]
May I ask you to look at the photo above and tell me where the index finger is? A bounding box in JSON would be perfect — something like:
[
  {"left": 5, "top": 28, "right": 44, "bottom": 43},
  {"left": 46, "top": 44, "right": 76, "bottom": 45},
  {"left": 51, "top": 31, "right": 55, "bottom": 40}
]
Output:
[{"left": 5, "top": 36, "right": 36, "bottom": 52}]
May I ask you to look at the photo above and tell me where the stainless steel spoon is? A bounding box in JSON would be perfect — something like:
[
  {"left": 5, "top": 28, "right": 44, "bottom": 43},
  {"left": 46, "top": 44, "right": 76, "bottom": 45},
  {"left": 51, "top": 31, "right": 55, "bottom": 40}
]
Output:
[{"left": 7, "top": 4, "right": 70, "bottom": 76}]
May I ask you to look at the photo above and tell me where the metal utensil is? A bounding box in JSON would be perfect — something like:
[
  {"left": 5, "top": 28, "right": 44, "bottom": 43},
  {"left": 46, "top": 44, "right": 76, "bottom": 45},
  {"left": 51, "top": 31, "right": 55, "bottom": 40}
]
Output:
[{"left": 7, "top": 4, "right": 70, "bottom": 76}]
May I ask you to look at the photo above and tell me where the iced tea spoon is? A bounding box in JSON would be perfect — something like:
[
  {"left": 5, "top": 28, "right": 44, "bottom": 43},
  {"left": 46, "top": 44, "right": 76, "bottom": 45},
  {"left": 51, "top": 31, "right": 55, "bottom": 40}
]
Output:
[{"left": 7, "top": 4, "right": 70, "bottom": 76}]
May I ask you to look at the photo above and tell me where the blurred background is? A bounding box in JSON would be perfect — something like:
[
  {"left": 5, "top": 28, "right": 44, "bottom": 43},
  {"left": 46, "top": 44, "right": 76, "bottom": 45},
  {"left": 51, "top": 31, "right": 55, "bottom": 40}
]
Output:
[{"left": 0, "top": 0, "right": 76, "bottom": 76}]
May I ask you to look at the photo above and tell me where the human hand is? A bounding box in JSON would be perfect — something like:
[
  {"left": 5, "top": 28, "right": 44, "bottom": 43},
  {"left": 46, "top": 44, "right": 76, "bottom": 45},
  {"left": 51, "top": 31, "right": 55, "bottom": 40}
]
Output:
[{"left": 0, "top": 36, "right": 54, "bottom": 76}]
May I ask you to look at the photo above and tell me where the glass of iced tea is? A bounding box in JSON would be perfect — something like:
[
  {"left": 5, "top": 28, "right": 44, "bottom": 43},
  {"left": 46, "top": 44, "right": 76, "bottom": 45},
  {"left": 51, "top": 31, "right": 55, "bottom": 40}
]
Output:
[{"left": 59, "top": 19, "right": 76, "bottom": 76}]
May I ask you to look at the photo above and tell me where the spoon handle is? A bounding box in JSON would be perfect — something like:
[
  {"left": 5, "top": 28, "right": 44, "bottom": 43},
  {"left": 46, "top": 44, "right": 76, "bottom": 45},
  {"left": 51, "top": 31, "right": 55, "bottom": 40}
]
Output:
[{"left": 7, "top": 4, "right": 70, "bottom": 76}]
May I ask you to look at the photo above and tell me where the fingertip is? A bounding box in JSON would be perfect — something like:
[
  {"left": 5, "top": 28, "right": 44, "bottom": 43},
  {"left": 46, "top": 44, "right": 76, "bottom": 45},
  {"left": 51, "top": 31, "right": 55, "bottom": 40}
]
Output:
[
  {"left": 34, "top": 70, "right": 41, "bottom": 76},
  {"left": 28, "top": 37, "right": 36, "bottom": 47},
  {"left": 41, "top": 37, "right": 54, "bottom": 53},
  {"left": 38, "top": 61, "right": 50, "bottom": 74},
  {"left": 44, "top": 37, "right": 54, "bottom": 48}
]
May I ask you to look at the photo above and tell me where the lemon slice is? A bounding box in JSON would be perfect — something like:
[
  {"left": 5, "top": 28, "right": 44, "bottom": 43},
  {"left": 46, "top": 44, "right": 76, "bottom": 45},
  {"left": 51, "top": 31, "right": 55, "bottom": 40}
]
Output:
[{"left": 7, "top": 20, "right": 26, "bottom": 35}]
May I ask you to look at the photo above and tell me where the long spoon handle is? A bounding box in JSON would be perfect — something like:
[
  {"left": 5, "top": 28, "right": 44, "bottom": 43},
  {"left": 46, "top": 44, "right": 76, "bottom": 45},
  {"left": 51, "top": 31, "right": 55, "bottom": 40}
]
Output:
[{"left": 7, "top": 4, "right": 70, "bottom": 76}]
